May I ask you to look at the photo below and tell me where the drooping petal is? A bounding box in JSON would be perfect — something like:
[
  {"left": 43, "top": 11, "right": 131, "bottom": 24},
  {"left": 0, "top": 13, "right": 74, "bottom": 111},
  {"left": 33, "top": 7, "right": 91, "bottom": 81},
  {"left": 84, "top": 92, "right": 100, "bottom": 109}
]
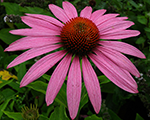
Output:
[
  {"left": 63, "top": 1, "right": 78, "bottom": 19},
  {"left": 67, "top": 56, "right": 81, "bottom": 119},
  {"left": 49, "top": 4, "right": 69, "bottom": 23},
  {"left": 21, "top": 16, "right": 61, "bottom": 31},
  {"left": 7, "top": 44, "right": 62, "bottom": 68},
  {"left": 89, "top": 52, "right": 138, "bottom": 93},
  {"left": 99, "top": 41, "right": 146, "bottom": 58},
  {"left": 96, "top": 46, "right": 140, "bottom": 77},
  {"left": 90, "top": 9, "right": 106, "bottom": 22},
  {"left": 80, "top": 6, "right": 92, "bottom": 19},
  {"left": 94, "top": 14, "right": 119, "bottom": 26},
  {"left": 25, "top": 13, "right": 64, "bottom": 27},
  {"left": 99, "top": 21, "right": 134, "bottom": 35},
  {"left": 20, "top": 51, "right": 66, "bottom": 87},
  {"left": 46, "top": 54, "right": 72, "bottom": 105},
  {"left": 100, "top": 30, "right": 140, "bottom": 39},
  {"left": 9, "top": 28, "right": 60, "bottom": 37},
  {"left": 82, "top": 56, "right": 101, "bottom": 113},
  {"left": 5, "top": 36, "right": 61, "bottom": 51}
]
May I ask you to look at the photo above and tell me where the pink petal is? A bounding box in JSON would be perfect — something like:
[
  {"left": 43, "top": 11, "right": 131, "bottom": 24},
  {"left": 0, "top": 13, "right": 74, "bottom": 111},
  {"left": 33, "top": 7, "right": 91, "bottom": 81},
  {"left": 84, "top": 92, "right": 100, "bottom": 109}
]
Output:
[
  {"left": 100, "top": 30, "right": 140, "bottom": 39},
  {"left": 7, "top": 44, "right": 62, "bottom": 68},
  {"left": 90, "top": 9, "right": 106, "bottom": 22},
  {"left": 89, "top": 52, "right": 138, "bottom": 93},
  {"left": 46, "top": 54, "right": 72, "bottom": 105},
  {"left": 99, "top": 41, "right": 146, "bottom": 58},
  {"left": 9, "top": 28, "right": 60, "bottom": 37},
  {"left": 82, "top": 56, "right": 101, "bottom": 113},
  {"left": 21, "top": 16, "right": 61, "bottom": 31},
  {"left": 98, "top": 17, "right": 130, "bottom": 30},
  {"left": 63, "top": 1, "right": 78, "bottom": 19},
  {"left": 49, "top": 4, "right": 69, "bottom": 23},
  {"left": 80, "top": 6, "right": 92, "bottom": 19},
  {"left": 67, "top": 56, "right": 81, "bottom": 119},
  {"left": 20, "top": 51, "right": 66, "bottom": 87},
  {"left": 96, "top": 46, "right": 140, "bottom": 77},
  {"left": 5, "top": 36, "right": 61, "bottom": 51},
  {"left": 94, "top": 14, "right": 119, "bottom": 26},
  {"left": 115, "top": 16, "right": 128, "bottom": 20},
  {"left": 99, "top": 20, "right": 134, "bottom": 35},
  {"left": 25, "top": 13, "right": 64, "bottom": 27}
]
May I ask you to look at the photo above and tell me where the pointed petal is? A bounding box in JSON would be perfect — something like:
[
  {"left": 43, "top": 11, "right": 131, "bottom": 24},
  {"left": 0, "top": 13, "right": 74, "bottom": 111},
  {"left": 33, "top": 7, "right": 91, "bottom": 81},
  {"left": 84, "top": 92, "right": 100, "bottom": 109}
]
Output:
[
  {"left": 89, "top": 52, "right": 138, "bottom": 93},
  {"left": 49, "top": 4, "right": 69, "bottom": 23},
  {"left": 5, "top": 36, "right": 61, "bottom": 51},
  {"left": 94, "top": 14, "right": 119, "bottom": 26},
  {"left": 100, "top": 30, "right": 140, "bottom": 39},
  {"left": 7, "top": 44, "right": 61, "bottom": 68},
  {"left": 97, "top": 46, "right": 140, "bottom": 77},
  {"left": 90, "top": 9, "right": 106, "bottom": 22},
  {"left": 9, "top": 28, "right": 60, "bottom": 37},
  {"left": 25, "top": 13, "right": 64, "bottom": 27},
  {"left": 82, "top": 56, "right": 101, "bottom": 113},
  {"left": 99, "top": 41, "right": 146, "bottom": 58},
  {"left": 21, "top": 16, "right": 61, "bottom": 31},
  {"left": 20, "top": 51, "right": 66, "bottom": 87},
  {"left": 46, "top": 54, "right": 72, "bottom": 105},
  {"left": 80, "top": 6, "right": 92, "bottom": 19},
  {"left": 67, "top": 56, "right": 81, "bottom": 119},
  {"left": 63, "top": 1, "right": 78, "bottom": 19}
]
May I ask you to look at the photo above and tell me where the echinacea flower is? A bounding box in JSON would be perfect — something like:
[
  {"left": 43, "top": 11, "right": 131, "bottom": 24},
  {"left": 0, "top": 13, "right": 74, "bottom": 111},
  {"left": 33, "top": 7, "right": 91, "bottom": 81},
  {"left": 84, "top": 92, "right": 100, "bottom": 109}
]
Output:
[{"left": 5, "top": 1, "right": 145, "bottom": 119}]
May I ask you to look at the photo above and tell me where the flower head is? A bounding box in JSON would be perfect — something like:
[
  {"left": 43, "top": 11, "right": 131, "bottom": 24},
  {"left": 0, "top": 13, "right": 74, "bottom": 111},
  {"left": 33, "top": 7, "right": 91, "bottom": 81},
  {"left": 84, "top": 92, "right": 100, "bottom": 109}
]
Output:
[
  {"left": 21, "top": 104, "right": 39, "bottom": 120},
  {"left": 5, "top": 1, "right": 145, "bottom": 119}
]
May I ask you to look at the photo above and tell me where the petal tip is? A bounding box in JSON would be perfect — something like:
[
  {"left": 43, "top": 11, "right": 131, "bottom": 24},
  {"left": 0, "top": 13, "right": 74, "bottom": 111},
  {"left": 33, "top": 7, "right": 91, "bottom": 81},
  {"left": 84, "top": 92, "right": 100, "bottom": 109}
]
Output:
[
  {"left": 46, "top": 100, "right": 53, "bottom": 106},
  {"left": 20, "top": 85, "right": 24, "bottom": 88}
]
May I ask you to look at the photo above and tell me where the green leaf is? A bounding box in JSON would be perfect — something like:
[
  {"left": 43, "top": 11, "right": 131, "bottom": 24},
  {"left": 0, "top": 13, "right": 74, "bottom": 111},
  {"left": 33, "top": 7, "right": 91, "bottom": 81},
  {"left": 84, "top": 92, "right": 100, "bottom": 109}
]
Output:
[
  {"left": 144, "top": 27, "right": 150, "bottom": 32},
  {"left": 3, "top": 111, "right": 22, "bottom": 120},
  {"left": 0, "top": 88, "right": 15, "bottom": 118},
  {"left": 0, "top": 99, "right": 11, "bottom": 119},
  {"left": 98, "top": 75, "right": 111, "bottom": 84},
  {"left": 27, "top": 81, "right": 47, "bottom": 94},
  {"left": 79, "top": 84, "right": 88, "bottom": 111},
  {"left": 17, "top": 62, "right": 26, "bottom": 82},
  {"left": 85, "top": 114, "right": 103, "bottom": 120},
  {"left": 144, "top": 0, "right": 150, "bottom": 4},
  {"left": 0, "top": 79, "right": 13, "bottom": 89},
  {"left": 108, "top": 109, "right": 122, "bottom": 120},
  {"left": 39, "top": 114, "right": 49, "bottom": 120},
  {"left": 10, "top": 100, "right": 15, "bottom": 111},
  {"left": 136, "top": 37, "right": 145, "bottom": 44},
  {"left": 8, "top": 81, "right": 25, "bottom": 93},
  {"left": 42, "top": 74, "right": 51, "bottom": 81},
  {"left": 1, "top": 2, "right": 22, "bottom": 15},
  {"left": 49, "top": 105, "right": 69, "bottom": 120},
  {"left": 129, "top": 0, "right": 139, "bottom": 8},
  {"left": 137, "top": 16, "right": 147, "bottom": 25},
  {"left": 55, "top": 84, "right": 67, "bottom": 107},
  {"left": 0, "top": 28, "right": 21, "bottom": 45},
  {"left": 1, "top": 88, "right": 16, "bottom": 99},
  {"left": 101, "top": 82, "right": 116, "bottom": 93},
  {"left": 0, "top": 45, "right": 4, "bottom": 57},
  {"left": 19, "top": 6, "right": 52, "bottom": 16},
  {"left": 135, "top": 113, "right": 144, "bottom": 120}
]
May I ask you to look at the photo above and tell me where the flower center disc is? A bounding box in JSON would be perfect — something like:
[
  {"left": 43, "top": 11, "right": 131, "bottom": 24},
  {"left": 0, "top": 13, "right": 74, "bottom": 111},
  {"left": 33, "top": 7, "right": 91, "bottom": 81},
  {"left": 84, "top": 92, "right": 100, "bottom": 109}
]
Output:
[{"left": 60, "top": 17, "right": 100, "bottom": 55}]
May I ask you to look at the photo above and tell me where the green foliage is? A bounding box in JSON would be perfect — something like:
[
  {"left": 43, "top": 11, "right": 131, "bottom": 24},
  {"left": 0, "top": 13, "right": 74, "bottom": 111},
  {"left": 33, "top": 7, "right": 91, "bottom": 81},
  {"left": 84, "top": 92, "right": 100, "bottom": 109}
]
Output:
[{"left": 85, "top": 114, "right": 103, "bottom": 120}]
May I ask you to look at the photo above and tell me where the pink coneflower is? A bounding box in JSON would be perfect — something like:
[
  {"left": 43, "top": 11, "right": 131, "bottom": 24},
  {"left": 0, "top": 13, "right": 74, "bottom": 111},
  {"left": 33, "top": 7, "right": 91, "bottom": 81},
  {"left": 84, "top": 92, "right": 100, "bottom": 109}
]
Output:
[{"left": 5, "top": 1, "right": 145, "bottom": 119}]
